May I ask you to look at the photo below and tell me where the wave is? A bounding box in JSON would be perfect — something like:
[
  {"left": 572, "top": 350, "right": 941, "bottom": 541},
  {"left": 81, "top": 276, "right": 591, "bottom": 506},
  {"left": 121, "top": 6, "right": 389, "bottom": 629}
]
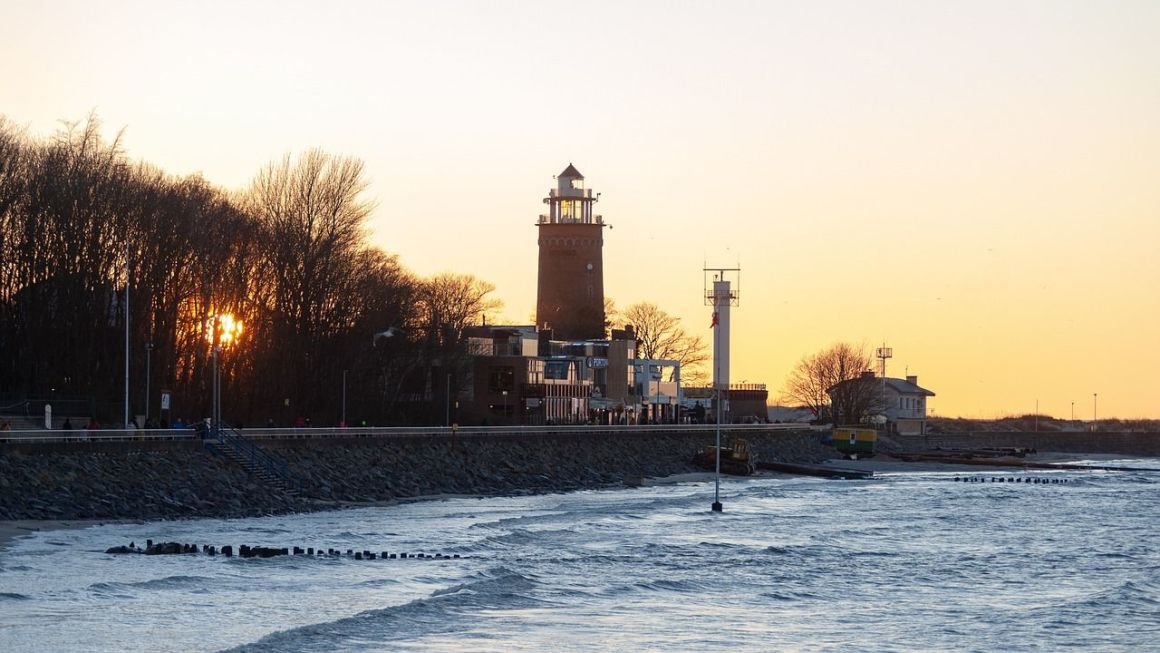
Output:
[
  {"left": 89, "top": 575, "right": 213, "bottom": 594},
  {"left": 218, "top": 566, "right": 551, "bottom": 652},
  {"left": 631, "top": 578, "right": 708, "bottom": 593},
  {"left": 760, "top": 589, "right": 823, "bottom": 601},
  {"left": 471, "top": 511, "right": 573, "bottom": 532},
  {"left": 763, "top": 543, "right": 838, "bottom": 557},
  {"left": 0, "top": 592, "right": 31, "bottom": 600},
  {"left": 1076, "top": 579, "right": 1160, "bottom": 610},
  {"left": 236, "top": 526, "right": 294, "bottom": 535}
]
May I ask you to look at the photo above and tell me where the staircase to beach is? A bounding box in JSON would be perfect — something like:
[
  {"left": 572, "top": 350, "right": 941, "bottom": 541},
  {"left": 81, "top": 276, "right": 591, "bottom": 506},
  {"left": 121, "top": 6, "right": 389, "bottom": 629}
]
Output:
[{"left": 204, "top": 426, "right": 299, "bottom": 495}]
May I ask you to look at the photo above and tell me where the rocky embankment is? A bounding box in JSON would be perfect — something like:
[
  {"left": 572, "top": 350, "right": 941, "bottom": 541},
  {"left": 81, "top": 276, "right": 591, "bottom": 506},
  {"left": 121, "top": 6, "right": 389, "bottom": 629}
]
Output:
[
  {"left": 0, "top": 446, "right": 304, "bottom": 521},
  {"left": 0, "top": 430, "right": 831, "bottom": 521}
]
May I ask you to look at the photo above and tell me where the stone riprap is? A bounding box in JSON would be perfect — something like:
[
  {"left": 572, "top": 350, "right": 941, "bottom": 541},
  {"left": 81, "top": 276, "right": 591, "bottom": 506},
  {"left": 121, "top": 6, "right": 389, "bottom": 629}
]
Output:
[
  {"left": 0, "top": 429, "right": 831, "bottom": 521},
  {"left": 0, "top": 445, "right": 307, "bottom": 520}
]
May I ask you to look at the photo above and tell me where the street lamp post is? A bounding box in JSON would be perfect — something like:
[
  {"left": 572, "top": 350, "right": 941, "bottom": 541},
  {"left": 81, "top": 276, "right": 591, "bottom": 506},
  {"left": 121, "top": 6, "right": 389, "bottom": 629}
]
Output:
[
  {"left": 502, "top": 389, "right": 509, "bottom": 422},
  {"left": 212, "top": 343, "right": 221, "bottom": 433},
  {"left": 144, "top": 342, "right": 154, "bottom": 424},
  {"left": 206, "top": 314, "right": 242, "bottom": 439},
  {"left": 1093, "top": 393, "right": 1098, "bottom": 431},
  {"left": 341, "top": 369, "right": 347, "bottom": 427},
  {"left": 654, "top": 364, "right": 661, "bottom": 424}
]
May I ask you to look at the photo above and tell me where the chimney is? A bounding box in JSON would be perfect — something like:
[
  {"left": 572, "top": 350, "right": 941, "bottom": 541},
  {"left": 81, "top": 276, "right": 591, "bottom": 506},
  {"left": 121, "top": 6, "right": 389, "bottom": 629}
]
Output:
[{"left": 906, "top": 375, "right": 918, "bottom": 386}]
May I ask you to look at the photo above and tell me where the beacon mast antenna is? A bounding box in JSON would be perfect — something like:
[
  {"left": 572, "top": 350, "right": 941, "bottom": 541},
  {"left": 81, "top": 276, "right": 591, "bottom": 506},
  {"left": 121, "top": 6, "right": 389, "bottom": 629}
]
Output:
[
  {"left": 876, "top": 343, "right": 893, "bottom": 416},
  {"left": 876, "top": 343, "right": 892, "bottom": 380},
  {"left": 704, "top": 265, "right": 740, "bottom": 513}
]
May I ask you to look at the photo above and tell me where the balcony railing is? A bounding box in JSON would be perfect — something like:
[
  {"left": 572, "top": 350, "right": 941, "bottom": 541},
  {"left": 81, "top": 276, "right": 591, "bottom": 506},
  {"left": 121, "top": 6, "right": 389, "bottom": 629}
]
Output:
[{"left": 537, "top": 214, "right": 604, "bottom": 225}]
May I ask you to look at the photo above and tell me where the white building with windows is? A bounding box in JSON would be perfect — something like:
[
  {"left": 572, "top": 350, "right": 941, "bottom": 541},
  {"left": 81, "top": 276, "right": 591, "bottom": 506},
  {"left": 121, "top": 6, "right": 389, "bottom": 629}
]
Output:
[{"left": 882, "top": 375, "right": 936, "bottom": 435}]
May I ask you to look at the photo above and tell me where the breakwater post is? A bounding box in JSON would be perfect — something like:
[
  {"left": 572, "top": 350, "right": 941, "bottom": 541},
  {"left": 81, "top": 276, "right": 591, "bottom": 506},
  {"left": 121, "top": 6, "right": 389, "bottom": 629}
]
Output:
[{"left": 104, "top": 541, "right": 463, "bottom": 560}]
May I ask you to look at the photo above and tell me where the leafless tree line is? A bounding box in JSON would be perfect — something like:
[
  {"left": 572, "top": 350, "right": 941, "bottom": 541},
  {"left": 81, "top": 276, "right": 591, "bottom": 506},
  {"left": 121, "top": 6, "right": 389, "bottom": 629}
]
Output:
[
  {"left": 780, "top": 342, "right": 887, "bottom": 425},
  {"left": 0, "top": 114, "right": 498, "bottom": 426}
]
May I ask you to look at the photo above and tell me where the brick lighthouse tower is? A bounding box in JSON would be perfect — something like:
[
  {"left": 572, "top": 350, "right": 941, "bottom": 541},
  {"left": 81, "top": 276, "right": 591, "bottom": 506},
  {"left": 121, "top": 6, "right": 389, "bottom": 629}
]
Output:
[{"left": 536, "top": 164, "right": 606, "bottom": 340}]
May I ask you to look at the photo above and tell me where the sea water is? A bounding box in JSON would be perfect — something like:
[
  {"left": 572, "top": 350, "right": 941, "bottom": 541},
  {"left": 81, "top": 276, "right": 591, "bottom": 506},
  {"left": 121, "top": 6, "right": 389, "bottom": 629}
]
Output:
[{"left": 1, "top": 460, "right": 1158, "bottom": 652}]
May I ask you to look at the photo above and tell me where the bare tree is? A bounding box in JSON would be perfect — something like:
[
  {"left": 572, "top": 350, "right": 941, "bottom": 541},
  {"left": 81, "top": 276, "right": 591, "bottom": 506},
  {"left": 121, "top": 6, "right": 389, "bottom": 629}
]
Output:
[
  {"left": 243, "top": 149, "right": 376, "bottom": 416},
  {"left": 781, "top": 342, "right": 884, "bottom": 424},
  {"left": 623, "top": 302, "right": 708, "bottom": 380},
  {"left": 0, "top": 118, "right": 27, "bottom": 311},
  {"left": 829, "top": 371, "right": 888, "bottom": 426},
  {"left": 115, "top": 161, "right": 262, "bottom": 417},
  {"left": 602, "top": 297, "right": 620, "bottom": 337},
  {"left": 416, "top": 273, "right": 502, "bottom": 348},
  {"left": 3, "top": 115, "right": 133, "bottom": 401}
]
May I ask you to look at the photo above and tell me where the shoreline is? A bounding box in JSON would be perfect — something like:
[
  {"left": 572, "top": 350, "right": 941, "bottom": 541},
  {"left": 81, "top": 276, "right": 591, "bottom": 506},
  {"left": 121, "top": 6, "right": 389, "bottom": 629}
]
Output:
[
  {"left": 0, "top": 518, "right": 144, "bottom": 554},
  {"left": 0, "top": 478, "right": 720, "bottom": 553},
  {"left": 3, "top": 452, "right": 1150, "bottom": 553}
]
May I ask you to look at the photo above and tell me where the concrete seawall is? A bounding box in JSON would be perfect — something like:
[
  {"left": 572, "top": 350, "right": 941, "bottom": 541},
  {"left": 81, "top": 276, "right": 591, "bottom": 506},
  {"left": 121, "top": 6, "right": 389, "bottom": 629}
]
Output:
[{"left": 0, "top": 428, "right": 831, "bottom": 521}]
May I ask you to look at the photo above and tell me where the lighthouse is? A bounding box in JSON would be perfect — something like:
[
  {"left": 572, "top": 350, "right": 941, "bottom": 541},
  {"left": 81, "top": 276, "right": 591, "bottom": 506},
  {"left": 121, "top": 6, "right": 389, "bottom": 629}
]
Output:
[{"left": 535, "top": 164, "right": 607, "bottom": 341}]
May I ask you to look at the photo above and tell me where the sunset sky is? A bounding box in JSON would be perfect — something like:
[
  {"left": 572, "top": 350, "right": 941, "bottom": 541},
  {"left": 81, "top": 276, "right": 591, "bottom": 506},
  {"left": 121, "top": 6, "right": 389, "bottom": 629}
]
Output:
[{"left": 3, "top": 0, "right": 1157, "bottom": 418}]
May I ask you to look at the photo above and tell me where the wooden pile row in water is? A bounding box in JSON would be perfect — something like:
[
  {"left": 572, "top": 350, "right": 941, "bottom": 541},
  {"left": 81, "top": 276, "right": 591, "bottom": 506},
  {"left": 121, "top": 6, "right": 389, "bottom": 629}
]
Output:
[
  {"left": 104, "top": 538, "right": 462, "bottom": 560},
  {"left": 953, "top": 476, "right": 1071, "bottom": 484}
]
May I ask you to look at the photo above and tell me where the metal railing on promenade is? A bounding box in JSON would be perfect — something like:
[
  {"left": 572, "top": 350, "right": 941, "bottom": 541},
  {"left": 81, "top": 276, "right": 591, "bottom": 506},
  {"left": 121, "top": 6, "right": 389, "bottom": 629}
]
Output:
[
  {"left": 0, "top": 428, "right": 198, "bottom": 443},
  {"left": 212, "top": 422, "right": 818, "bottom": 440},
  {"left": 1, "top": 422, "right": 818, "bottom": 444}
]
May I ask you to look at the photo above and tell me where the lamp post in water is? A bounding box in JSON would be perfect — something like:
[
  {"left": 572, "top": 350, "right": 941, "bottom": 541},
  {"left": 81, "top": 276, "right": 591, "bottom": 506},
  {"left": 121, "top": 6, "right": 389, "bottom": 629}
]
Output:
[
  {"left": 712, "top": 314, "right": 723, "bottom": 513},
  {"left": 206, "top": 313, "right": 243, "bottom": 438},
  {"left": 713, "top": 383, "right": 722, "bottom": 512}
]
